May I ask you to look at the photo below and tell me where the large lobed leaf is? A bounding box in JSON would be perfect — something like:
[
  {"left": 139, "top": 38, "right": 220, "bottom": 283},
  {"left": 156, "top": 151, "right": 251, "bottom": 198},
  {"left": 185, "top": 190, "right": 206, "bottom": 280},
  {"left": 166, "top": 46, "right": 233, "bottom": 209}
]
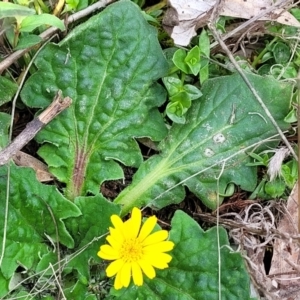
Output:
[
  {"left": 21, "top": 0, "right": 168, "bottom": 200},
  {"left": 115, "top": 73, "right": 292, "bottom": 213},
  {"left": 112, "top": 211, "right": 251, "bottom": 299},
  {"left": 0, "top": 164, "right": 80, "bottom": 297}
]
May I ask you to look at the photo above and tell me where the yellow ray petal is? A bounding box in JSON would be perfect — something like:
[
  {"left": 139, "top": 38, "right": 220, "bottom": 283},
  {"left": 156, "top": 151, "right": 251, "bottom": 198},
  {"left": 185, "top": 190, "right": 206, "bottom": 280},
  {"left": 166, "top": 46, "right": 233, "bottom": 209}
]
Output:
[
  {"left": 109, "top": 227, "right": 124, "bottom": 242},
  {"left": 143, "top": 253, "right": 173, "bottom": 269},
  {"left": 131, "top": 261, "right": 143, "bottom": 286},
  {"left": 107, "top": 235, "right": 122, "bottom": 250},
  {"left": 142, "top": 230, "right": 168, "bottom": 246},
  {"left": 120, "top": 262, "right": 131, "bottom": 288},
  {"left": 138, "top": 259, "right": 156, "bottom": 279},
  {"left": 124, "top": 207, "right": 141, "bottom": 239},
  {"left": 138, "top": 216, "right": 157, "bottom": 241},
  {"left": 111, "top": 214, "right": 124, "bottom": 230},
  {"left": 98, "top": 245, "right": 119, "bottom": 259},
  {"left": 97, "top": 250, "right": 119, "bottom": 260},
  {"left": 106, "top": 259, "right": 125, "bottom": 277},
  {"left": 143, "top": 241, "right": 174, "bottom": 253},
  {"left": 114, "top": 269, "right": 123, "bottom": 290}
]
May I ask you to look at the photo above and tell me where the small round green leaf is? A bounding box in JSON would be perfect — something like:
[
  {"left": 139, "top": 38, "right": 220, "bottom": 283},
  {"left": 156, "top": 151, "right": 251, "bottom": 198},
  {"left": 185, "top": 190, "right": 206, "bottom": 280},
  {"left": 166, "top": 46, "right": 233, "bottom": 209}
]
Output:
[
  {"left": 265, "top": 178, "right": 286, "bottom": 197},
  {"left": 272, "top": 42, "right": 290, "bottom": 64},
  {"left": 162, "top": 76, "right": 183, "bottom": 96},
  {"left": 173, "top": 49, "right": 189, "bottom": 74},
  {"left": 185, "top": 46, "right": 201, "bottom": 75}
]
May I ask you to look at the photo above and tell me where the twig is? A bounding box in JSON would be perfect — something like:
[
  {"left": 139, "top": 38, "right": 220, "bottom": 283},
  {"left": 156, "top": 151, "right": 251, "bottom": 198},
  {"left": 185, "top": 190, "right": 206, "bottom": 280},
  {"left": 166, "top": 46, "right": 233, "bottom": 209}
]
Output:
[
  {"left": 49, "top": 263, "right": 66, "bottom": 300},
  {"left": 0, "top": 0, "right": 114, "bottom": 74},
  {"left": 215, "top": 161, "right": 225, "bottom": 300},
  {"left": 297, "top": 70, "right": 300, "bottom": 233},
  {"left": 0, "top": 91, "right": 72, "bottom": 166}
]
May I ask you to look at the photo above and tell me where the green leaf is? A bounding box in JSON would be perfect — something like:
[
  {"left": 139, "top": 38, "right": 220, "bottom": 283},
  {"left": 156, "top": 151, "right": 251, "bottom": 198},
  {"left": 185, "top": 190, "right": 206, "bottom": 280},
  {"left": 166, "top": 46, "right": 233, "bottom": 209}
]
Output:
[
  {"left": 265, "top": 178, "right": 286, "bottom": 197},
  {"left": 21, "top": 1, "right": 168, "bottom": 200},
  {"left": 0, "top": 76, "right": 18, "bottom": 106},
  {"left": 281, "top": 160, "right": 298, "bottom": 189},
  {"left": 185, "top": 46, "right": 201, "bottom": 75},
  {"left": 0, "top": 271, "right": 9, "bottom": 297},
  {"left": 65, "top": 195, "right": 120, "bottom": 278},
  {"left": 199, "top": 29, "right": 210, "bottom": 84},
  {"left": 115, "top": 73, "right": 292, "bottom": 214},
  {"left": 172, "top": 49, "right": 189, "bottom": 74},
  {"left": 66, "top": 0, "right": 80, "bottom": 11},
  {"left": 169, "top": 91, "right": 190, "bottom": 105},
  {"left": 63, "top": 196, "right": 120, "bottom": 297},
  {"left": 166, "top": 101, "right": 186, "bottom": 124},
  {"left": 111, "top": 211, "right": 251, "bottom": 299},
  {"left": 0, "top": 2, "right": 35, "bottom": 19},
  {"left": 183, "top": 84, "right": 202, "bottom": 100},
  {"left": 272, "top": 42, "right": 290, "bottom": 64},
  {"left": 162, "top": 76, "right": 182, "bottom": 96},
  {"left": 199, "top": 29, "right": 210, "bottom": 57},
  {"left": 0, "top": 113, "right": 11, "bottom": 149},
  {"left": 14, "top": 33, "right": 42, "bottom": 50},
  {"left": 19, "top": 13, "right": 65, "bottom": 32},
  {"left": 0, "top": 164, "right": 81, "bottom": 293}
]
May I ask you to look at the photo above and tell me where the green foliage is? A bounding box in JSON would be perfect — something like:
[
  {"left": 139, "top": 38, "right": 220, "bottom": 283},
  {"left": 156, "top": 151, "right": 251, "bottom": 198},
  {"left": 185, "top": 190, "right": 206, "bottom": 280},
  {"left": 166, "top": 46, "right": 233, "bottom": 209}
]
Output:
[
  {"left": 0, "top": 2, "right": 35, "bottom": 19},
  {"left": 63, "top": 196, "right": 120, "bottom": 298},
  {"left": 265, "top": 178, "right": 286, "bottom": 198},
  {"left": 21, "top": 0, "right": 169, "bottom": 200},
  {"left": 164, "top": 31, "right": 211, "bottom": 123},
  {"left": 173, "top": 46, "right": 201, "bottom": 75},
  {"left": 199, "top": 29, "right": 210, "bottom": 84},
  {"left": 162, "top": 76, "right": 202, "bottom": 123},
  {"left": 0, "top": 1, "right": 65, "bottom": 48},
  {"left": 0, "top": 76, "right": 18, "bottom": 106},
  {"left": 247, "top": 152, "right": 271, "bottom": 167},
  {"left": 248, "top": 153, "right": 297, "bottom": 199},
  {"left": 0, "top": 0, "right": 296, "bottom": 298},
  {"left": 111, "top": 211, "right": 252, "bottom": 299},
  {"left": 115, "top": 73, "right": 292, "bottom": 214},
  {"left": 19, "top": 13, "right": 65, "bottom": 32},
  {"left": 0, "top": 113, "right": 11, "bottom": 149},
  {"left": 281, "top": 159, "right": 298, "bottom": 188},
  {"left": 0, "top": 164, "right": 81, "bottom": 297}
]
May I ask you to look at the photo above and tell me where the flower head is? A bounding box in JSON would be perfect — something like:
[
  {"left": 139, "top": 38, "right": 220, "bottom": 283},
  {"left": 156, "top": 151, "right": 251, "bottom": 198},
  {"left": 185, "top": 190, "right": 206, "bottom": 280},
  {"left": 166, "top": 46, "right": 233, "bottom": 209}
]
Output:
[{"left": 97, "top": 207, "right": 174, "bottom": 290}]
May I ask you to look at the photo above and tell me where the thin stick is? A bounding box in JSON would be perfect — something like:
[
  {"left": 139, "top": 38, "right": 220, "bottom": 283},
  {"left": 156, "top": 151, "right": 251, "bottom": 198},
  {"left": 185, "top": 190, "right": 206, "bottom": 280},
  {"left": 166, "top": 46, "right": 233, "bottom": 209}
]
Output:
[
  {"left": 0, "top": 0, "right": 114, "bottom": 74},
  {"left": 297, "top": 71, "right": 300, "bottom": 233},
  {"left": 0, "top": 91, "right": 72, "bottom": 166},
  {"left": 215, "top": 161, "right": 226, "bottom": 300},
  {"left": 49, "top": 263, "right": 66, "bottom": 300}
]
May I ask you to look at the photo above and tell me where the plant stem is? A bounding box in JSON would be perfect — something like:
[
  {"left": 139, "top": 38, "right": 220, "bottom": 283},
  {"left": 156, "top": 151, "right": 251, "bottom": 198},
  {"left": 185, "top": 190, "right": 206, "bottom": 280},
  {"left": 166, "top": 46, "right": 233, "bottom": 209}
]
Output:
[
  {"left": 114, "top": 160, "right": 168, "bottom": 217},
  {"left": 252, "top": 37, "right": 278, "bottom": 69}
]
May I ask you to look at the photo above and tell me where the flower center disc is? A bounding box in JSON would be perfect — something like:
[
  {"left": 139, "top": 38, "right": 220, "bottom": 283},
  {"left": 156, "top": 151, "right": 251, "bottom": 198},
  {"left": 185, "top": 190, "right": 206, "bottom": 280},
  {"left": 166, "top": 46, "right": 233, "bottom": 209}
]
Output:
[{"left": 121, "top": 238, "right": 143, "bottom": 263}]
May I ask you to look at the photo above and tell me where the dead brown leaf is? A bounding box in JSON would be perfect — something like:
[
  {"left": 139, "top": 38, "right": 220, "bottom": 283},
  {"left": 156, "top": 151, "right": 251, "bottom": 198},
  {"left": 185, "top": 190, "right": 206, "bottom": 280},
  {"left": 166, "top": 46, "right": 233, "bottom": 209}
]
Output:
[
  {"left": 13, "top": 151, "right": 54, "bottom": 182},
  {"left": 268, "top": 183, "right": 300, "bottom": 299},
  {"left": 163, "top": 0, "right": 300, "bottom": 46}
]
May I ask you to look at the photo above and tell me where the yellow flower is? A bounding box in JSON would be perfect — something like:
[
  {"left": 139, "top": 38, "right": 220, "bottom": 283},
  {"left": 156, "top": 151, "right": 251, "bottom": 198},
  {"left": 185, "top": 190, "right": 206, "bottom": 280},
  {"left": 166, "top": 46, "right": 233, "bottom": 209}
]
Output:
[{"left": 97, "top": 207, "right": 174, "bottom": 290}]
